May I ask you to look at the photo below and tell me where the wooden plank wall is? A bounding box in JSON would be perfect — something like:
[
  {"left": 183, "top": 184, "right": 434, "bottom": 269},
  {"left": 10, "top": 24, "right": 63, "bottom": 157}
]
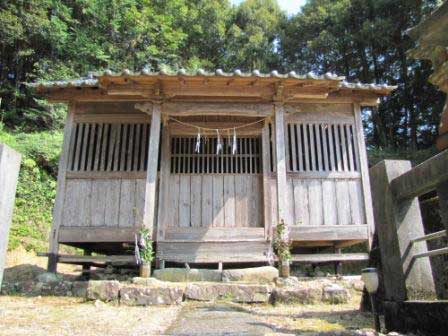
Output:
[
  {"left": 61, "top": 178, "right": 145, "bottom": 228},
  {"left": 60, "top": 117, "right": 150, "bottom": 229},
  {"left": 268, "top": 106, "right": 368, "bottom": 231},
  {"left": 164, "top": 174, "right": 263, "bottom": 228}
]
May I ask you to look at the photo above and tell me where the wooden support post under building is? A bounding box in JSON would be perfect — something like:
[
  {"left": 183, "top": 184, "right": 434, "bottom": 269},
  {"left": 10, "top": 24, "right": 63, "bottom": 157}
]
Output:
[
  {"left": 142, "top": 102, "right": 162, "bottom": 238},
  {"left": 48, "top": 106, "right": 75, "bottom": 272},
  {"left": 369, "top": 160, "right": 435, "bottom": 302},
  {"left": 274, "top": 103, "right": 289, "bottom": 225},
  {"left": 261, "top": 121, "right": 272, "bottom": 240},
  {"left": 353, "top": 103, "right": 375, "bottom": 248}
]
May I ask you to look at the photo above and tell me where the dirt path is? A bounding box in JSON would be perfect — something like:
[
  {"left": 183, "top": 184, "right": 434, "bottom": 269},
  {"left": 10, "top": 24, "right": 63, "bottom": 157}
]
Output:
[
  {"left": 166, "top": 302, "right": 280, "bottom": 335},
  {"left": 165, "top": 300, "right": 375, "bottom": 336}
]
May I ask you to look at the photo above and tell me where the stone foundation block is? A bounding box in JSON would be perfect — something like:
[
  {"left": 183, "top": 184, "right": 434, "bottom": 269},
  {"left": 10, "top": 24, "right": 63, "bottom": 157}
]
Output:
[
  {"left": 222, "top": 266, "right": 278, "bottom": 284},
  {"left": 120, "top": 286, "right": 184, "bottom": 306},
  {"left": 85, "top": 280, "right": 120, "bottom": 302},
  {"left": 322, "top": 284, "right": 349, "bottom": 304},
  {"left": 272, "top": 287, "right": 322, "bottom": 304},
  {"left": 153, "top": 268, "right": 222, "bottom": 282},
  {"left": 185, "top": 283, "right": 271, "bottom": 303}
]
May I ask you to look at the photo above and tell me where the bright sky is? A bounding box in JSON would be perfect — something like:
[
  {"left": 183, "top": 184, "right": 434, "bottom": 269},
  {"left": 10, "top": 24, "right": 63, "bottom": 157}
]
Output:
[{"left": 230, "top": 0, "right": 306, "bottom": 15}]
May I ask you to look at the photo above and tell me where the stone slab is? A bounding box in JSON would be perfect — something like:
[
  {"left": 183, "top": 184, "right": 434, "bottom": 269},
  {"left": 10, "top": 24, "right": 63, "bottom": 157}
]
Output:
[
  {"left": 272, "top": 287, "right": 322, "bottom": 304},
  {"left": 0, "top": 144, "right": 21, "bottom": 289},
  {"left": 120, "top": 285, "right": 184, "bottom": 306},
  {"left": 222, "top": 266, "right": 278, "bottom": 284},
  {"left": 86, "top": 280, "right": 120, "bottom": 301},
  {"left": 185, "top": 283, "right": 271, "bottom": 303},
  {"left": 153, "top": 268, "right": 222, "bottom": 282}
]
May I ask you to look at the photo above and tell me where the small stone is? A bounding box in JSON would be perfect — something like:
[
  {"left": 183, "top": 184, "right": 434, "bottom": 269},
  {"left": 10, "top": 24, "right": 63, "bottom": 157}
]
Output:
[
  {"left": 86, "top": 280, "right": 120, "bottom": 302},
  {"left": 94, "top": 299, "right": 106, "bottom": 308},
  {"left": 222, "top": 266, "right": 278, "bottom": 284},
  {"left": 120, "top": 286, "right": 184, "bottom": 305},
  {"left": 322, "top": 284, "right": 349, "bottom": 304},
  {"left": 36, "top": 272, "right": 62, "bottom": 284},
  {"left": 153, "top": 268, "right": 188, "bottom": 282}
]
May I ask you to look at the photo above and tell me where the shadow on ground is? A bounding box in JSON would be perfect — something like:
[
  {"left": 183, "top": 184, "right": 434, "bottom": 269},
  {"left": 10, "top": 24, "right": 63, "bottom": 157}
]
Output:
[{"left": 166, "top": 302, "right": 373, "bottom": 336}]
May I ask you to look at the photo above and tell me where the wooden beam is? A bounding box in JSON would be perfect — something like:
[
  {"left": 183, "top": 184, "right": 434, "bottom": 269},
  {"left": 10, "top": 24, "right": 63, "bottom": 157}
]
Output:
[
  {"left": 289, "top": 225, "right": 368, "bottom": 241},
  {"left": 261, "top": 122, "right": 272, "bottom": 240},
  {"left": 162, "top": 102, "right": 274, "bottom": 117},
  {"left": 66, "top": 171, "right": 146, "bottom": 179},
  {"left": 390, "top": 149, "right": 448, "bottom": 201},
  {"left": 58, "top": 227, "right": 136, "bottom": 243},
  {"left": 290, "top": 253, "right": 369, "bottom": 263},
  {"left": 48, "top": 105, "right": 75, "bottom": 272},
  {"left": 142, "top": 102, "right": 162, "bottom": 238},
  {"left": 274, "top": 104, "right": 290, "bottom": 225},
  {"left": 353, "top": 103, "right": 375, "bottom": 248},
  {"left": 156, "top": 122, "right": 171, "bottom": 241},
  {"left": 74, "top": 113, "right": 149, "bottom": 123}
]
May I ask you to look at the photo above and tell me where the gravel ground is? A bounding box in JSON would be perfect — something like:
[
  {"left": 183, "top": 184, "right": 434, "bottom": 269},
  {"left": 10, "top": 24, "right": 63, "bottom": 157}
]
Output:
[{"left": 0, "top": 296, "right": 181, "bottom": 336}]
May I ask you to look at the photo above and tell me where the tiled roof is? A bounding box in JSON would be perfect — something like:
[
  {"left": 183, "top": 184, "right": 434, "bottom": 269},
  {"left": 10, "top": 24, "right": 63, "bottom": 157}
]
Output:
[{"left": 28, "top": 68, "right": 397, "bottom": 92}]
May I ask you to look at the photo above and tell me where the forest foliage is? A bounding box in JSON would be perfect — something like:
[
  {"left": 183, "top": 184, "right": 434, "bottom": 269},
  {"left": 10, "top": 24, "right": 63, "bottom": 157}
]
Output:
[
  {"left": 1, "top": 0, "right": 445, "bottom": 149},
  {"left": 0, "top": 0, "right": 445, "bottom": 250}
]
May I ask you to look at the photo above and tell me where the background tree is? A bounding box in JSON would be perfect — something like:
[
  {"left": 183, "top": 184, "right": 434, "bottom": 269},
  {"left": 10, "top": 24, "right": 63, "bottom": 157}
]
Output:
[{"left": 280, "top": 0, "right": 445, "bottom": 151}]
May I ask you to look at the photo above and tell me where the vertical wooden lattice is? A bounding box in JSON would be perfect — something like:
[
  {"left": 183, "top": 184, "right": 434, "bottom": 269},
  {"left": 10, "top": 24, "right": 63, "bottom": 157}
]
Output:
[
  {"left": 170, "top": 137, "right": 261, "bottom": 174},
  {"left": 67, "top": 122, "right": 150, "bottom": 172},
  {"left": 286, "top": 122, "right": 359, "bottom": 173}
]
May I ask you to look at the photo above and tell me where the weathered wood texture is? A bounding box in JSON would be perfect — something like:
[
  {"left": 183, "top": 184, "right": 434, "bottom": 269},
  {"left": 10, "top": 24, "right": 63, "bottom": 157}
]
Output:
[
  {"left": 437, "top": 180, "right": 448, "bottom": 232},
  {"left": 369, "top": 160, "right": 435, "bottom": 301},
  {"left": 58, "top": 227, "right": 136, "bottom": 243},
  {"left": 275, "top": 104, "right": 290, "bottom": 226},
  {"left": 142, "top": 103, "right": 161, "bottom": 237},
  {"left": 61, "top": 179, "right": 145, "bottom": 228},
  {"left": 0, "top": 144, "right": 21, "bottom": 288},
  {"left": 160, "top": 174, "right": 263, "bottom": 230},
  {"left": 49, "top": 107, "right": 75, "bottom": 271},
  {"left": 157, "top": 241, "right": 269, "bottom": 263},
  {"left": 390, "top": 149, "right": 448, "bottom": 201},
  {"left": 67, "top": 122, "right": 151, "bottom": 173}
]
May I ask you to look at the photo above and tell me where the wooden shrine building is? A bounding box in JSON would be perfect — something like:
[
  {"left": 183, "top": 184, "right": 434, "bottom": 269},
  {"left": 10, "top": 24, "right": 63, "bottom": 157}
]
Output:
[{"left": 31, "top": 69, "right": 396, "bottom": 271}]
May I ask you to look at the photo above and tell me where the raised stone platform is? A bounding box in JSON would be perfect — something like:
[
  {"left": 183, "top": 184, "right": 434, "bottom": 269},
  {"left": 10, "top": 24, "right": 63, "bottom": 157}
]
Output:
[{"left": 2, "top": 270, "right": 363, "bottom": 306}]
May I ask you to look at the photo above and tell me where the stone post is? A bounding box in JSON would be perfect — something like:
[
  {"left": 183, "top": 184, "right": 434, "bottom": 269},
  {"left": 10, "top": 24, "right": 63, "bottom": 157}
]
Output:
[
  {"left": 369, "top": 160, "right": 435, "bottom": 302},
  {"left": 0, "top": 144, "right": 21, "bottom": 289}
]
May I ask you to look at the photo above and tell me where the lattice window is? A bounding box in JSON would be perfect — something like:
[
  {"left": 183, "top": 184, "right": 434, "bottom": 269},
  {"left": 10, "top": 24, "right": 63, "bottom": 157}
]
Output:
[
  {"left": 286, "top": 122, "right": 359, "bottom": 172},
  {"left": 67, "top": 122, "right": 150, "bottom": 172},
  {"left": 170, "top": 137, "right": 261, "bottom": 174}
]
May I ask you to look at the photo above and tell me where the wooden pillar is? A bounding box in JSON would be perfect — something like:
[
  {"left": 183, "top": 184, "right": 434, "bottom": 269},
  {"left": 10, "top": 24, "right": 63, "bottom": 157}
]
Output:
[
  {"left": 274, "top": 103, "right": 289, "bottom": 226},
  {"left": 156, "top": 120, "right": 171, "bottom": 243},
  {"left": 0, "top": 144, "right": 21, "bottom": 289},
  {"left": 48, "top": 105, "right": 75, "bottom": 272},
  {"left": 369, "top": 160, "right": 435, "bottom": 301},
  {"left": 142, "top": 102, "right": 162, "bottom": 238},
  {"left": 353, "top": 103, "right": 375, "bottom": 248},
  {"left": 261, "top": 121, "right": 272, "bottom": 239}
]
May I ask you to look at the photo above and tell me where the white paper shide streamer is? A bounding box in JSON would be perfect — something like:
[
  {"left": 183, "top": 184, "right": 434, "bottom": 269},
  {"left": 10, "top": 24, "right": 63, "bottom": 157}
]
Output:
[
  {"left": 216, "top": 129, "right": 223, "bottom": 154},
  {"left": 195, "top": 127, "right": 201, "bottom": 153},
  {"left": 232, "top": 128, "right": 237, "bottom": 154}
]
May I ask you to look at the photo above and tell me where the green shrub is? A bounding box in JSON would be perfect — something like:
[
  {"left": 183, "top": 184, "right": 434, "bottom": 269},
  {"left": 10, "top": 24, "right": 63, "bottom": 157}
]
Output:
[{"left": 0, "top": 124, "right": 62, "bottom": 251}]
